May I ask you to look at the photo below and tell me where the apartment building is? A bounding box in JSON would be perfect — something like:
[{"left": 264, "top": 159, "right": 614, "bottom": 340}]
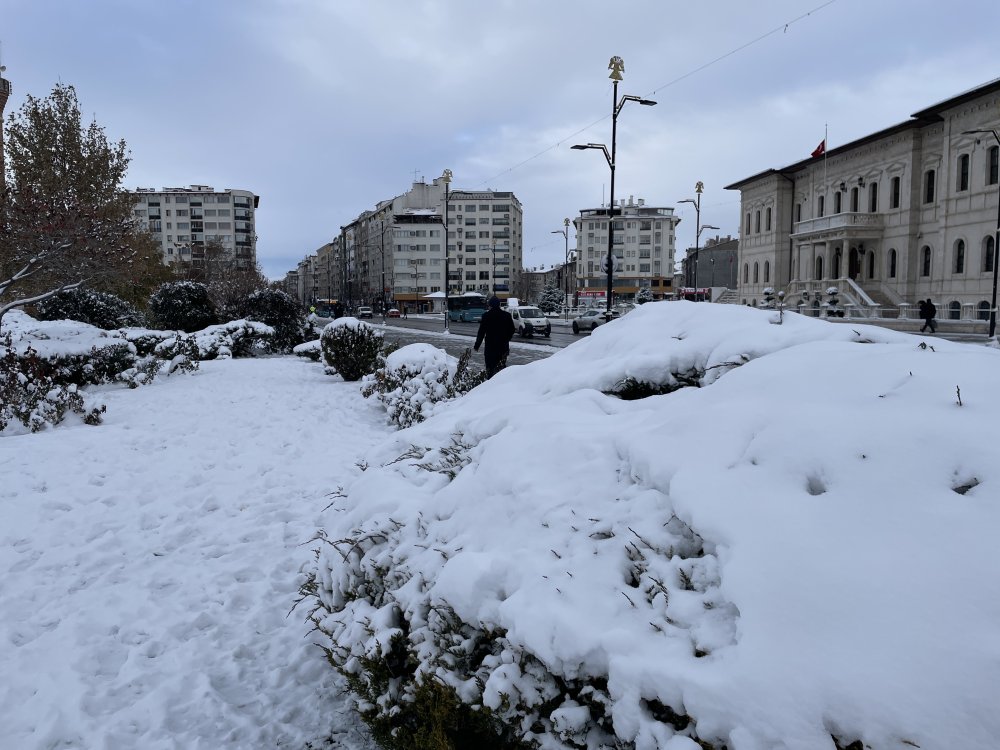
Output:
[
  {"left": 131, "top": 185, "right": 259, "bottom": 268},
  {"left": 727, "top": 78, "right": 1000, "bottom": 321},
  {"left": 574, "top": 196, "right": 679, "bottom": 305},
  {"left": 338, "top": 175, "right": 524, "bottom": 311}
]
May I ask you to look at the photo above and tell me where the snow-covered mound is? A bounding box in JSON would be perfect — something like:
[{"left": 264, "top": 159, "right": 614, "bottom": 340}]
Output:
[{"left": 311, "top": 302, "right": 1000, "bottom": 750}]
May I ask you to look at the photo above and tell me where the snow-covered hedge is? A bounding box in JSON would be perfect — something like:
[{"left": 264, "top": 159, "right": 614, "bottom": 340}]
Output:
[
  {"left": 35, "top": 287, "right": 146, "bottom": 329},
  {"left": 227, "top": 288, "right": 308, "bottom": 353},
  {"left": 148, "top": 280, "right": 218, "bottom": 332},
  {"left": 154, "top": 319, "right": 275, "bottom": 361},
  {"left": 321, "top": 317, "right": 383, "bottom": 381},
  {"left": 304, "top": 302, "right": 1000, "bottom": 749},
  {"left": 361, "top": 343, "right": 485, "bottom": 428}
]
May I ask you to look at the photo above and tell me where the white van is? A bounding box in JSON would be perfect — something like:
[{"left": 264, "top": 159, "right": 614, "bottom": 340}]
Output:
[{"left": 509, "top": 303, "right": 551, "bottom": 338}]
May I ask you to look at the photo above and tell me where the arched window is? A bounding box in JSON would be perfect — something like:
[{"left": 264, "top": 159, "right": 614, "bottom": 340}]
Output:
[
  {"left": 764, "top": 260, "right": 770, "bottom": 283},
  {"left": 743, "top": 263, "right": 749, "bottom": 283},
  {"left": 834, "top": 191, "right": 842, "bottom": 213},
  {"left": 984, "top": 235, "right": 996, "bottom": 273},
  {"left": 818, "top": 195, "right": 825, "bottom": 217},
  {"left": 745, "top": 213, "right": 751, "bottom": 233},
  {"left": 921, "top": 246, "right": 931, "bottom": 277},
  {"left": 867, "top": 249, "right": 876, "bottom": 278},
  {"left": 989, "top": 146, "right": 999, "bottom": 186},
  {"left": 889, "top": 248, "right": 897, "bottom": 278},
  {"left": 833, "top": 249, "right": 842, "bottom": 278},
  {"left": 753, "top": 261, "right": 759, "bottom": 283},
  {"left": 815, "top": 256, "right": 824, "bottom": 280},
  {"left": 948, "top": 301, "right": 961, "bottom": 320},
  {"left": 890, "top": 176, "right": 901, "bottom": 209},
  {"left": 795, "top": 203, "right": 802, "bottom": 222},
  {"left": 755, "top": 211, "right": 761, "bottom": 233},
  {"left": 954, "top": 239, "right": 965, "bottom": 274},
  {"left": 869, "top": 182, "right": 879, "bottom": 212},
  {"left": 924, "top": 170, "right": 936, "bottom": 204},
  {"left": 752, "top": 298, "right": 757, "bottom": 307},
  {"left": 850, "top": 187, "right": 859, "bottom": 212},
  {"left": 765, "top": 207, "right": 772, "bottom": 231},
  {"left": 978, "top": 301, "right": 991, "bottom": 321},
  {"left": 957, "top": 154, "right": 970, "bottom": 192}
]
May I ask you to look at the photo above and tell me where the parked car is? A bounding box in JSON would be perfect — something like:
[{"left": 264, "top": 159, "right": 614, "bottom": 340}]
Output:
[
  {"left": 572, "top": 308, "right": 612, "bottom": 334},
  {"left": 386, "top": 308, "right": 401, "bottom": 318},
  {"left": 509, "top": 305, "right": 551, "bottom": 337},
  {"left": 356, "top": 306, "right": 374, "bottom": 319}
]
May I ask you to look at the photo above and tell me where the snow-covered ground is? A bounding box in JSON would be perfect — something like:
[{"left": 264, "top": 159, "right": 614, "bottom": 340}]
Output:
[{"left": 3, "top": 302, "right": 1000, "bottom": 750}]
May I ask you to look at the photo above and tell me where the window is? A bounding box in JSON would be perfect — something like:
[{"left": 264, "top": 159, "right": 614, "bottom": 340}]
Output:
[
  {"left": 765, "top": 207, "right": 772, "bottom": 231},
  {"left": 890, "top": 176, "right": 901, "bottom": 209},
  {"left": 815, "top": 256, "right": 823, "bottom": 279},
  {"left": 755, "top": 211, "right": 761, "bottom": 233},
  {"left": 948, "top": 301, "right": 961, "bottom": 320},
  {"left": 978, "top": 301, "right": 991, "bottom": 321},
  {"left": 954, "top": 239, "right": 965, "bottom": 274},
  {"left": 868, "top": 183, "right": 878, "bottom": 212},
  {"left": 984, "top": 235, "right": 996, "bottom": 273},
  {"left": 818, "top": 195, "right": 825, "bottom": 217},
  {"left": 764, "top": 260, "right": 770, "bottom": 283},
  {"left": 753, "top": 261, "right": 759, "bottom": 283},
  {"left": 921, "top": 246, "right": 931, "bottom": 277},
  {"left": 850, "top": 187, "right": 859, "bottom": 212},
  {"left": 745, "top": 213, "right": 751, "bottom": 233},
  {"left": 889, "top": 249, "right": 897, "bottom": 278},
  {"left": 795, "top": 203, "right": 802, "bottom": 222},
  {"left": 989, "top": 146, "right": 999, "bottom": 186},
  {"left": 867, "top": 250, "right": 875, "bottom": 278},
  {"left": 743, "top": 263, "right": 749, "bottom": 283},
  {"left": 957, "top": 154, "right": 970, "bottom": 191},
  {"left": 834, "top": 192, "right": 842, "bottom": 213},
  {"left": 479, "top": 205, "right": 489, "bottom": 211},
  {"left": 924, "top": 170, "right": 936, "bottom": 204}
]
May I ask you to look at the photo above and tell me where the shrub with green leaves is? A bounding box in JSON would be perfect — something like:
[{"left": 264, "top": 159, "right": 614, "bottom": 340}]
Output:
[
  {"left": 0, "top": 333, "right": 107, "bottom": 432},
  {"left": 226, "top": 288, "right": 308, "bottom": 353},
  {"left": 361, "top": 344, "right": 485, "bottom": 428},
  {"left": 35, "top": 288, "right": 146, "bottom": 329},
  {"left": 155, "top": 320, "right": 274, "bottom": 361},
  {"left": 320, "top": 318, "right": 383, "bottom": 381},
  {"left": 148, "top": 281, "right": 218, "bottom": 332}
]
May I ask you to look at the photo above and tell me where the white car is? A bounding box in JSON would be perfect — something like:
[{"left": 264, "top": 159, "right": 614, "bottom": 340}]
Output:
[
  {"left": 356, "top": 306, "right": 374, "bottom": 319},
  {"left": 509, "top": 305, "right": 551, "bottom": 338}
]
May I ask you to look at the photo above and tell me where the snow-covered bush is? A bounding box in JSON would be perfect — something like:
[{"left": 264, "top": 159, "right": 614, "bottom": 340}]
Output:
[
  {"left": 35, "top": 287, "right": 146, "bottom": 329},
  {"left": 148, "top": 281, "right": 218, "bottom": 332},
  {"left": 155, "top": 320, "right": 274, "bottom": 361},
  {"left": 114, "top": 327, "right": 177, "bottom": 357},
  {"left": 538, "top": 282, "right": 564, "bottom": 313},
  {"left": 825, "top": 286, "right": 844, "bottom": 317},
  {"left": 293, "top": 339, "right": 322, "bottom": 362},
  {"left": 226, "top": 288, "right": 308, "bottom": 353},
  {"left": 636, "top": 286, "right": 654, "bottom": 304},
  {"left": 361, "top": 344, "right": 485, "bottom": 428},
  {"left": 0, "top": 333, "right": 107, "bottom": 432},
  {"left": 320, "top": 318, "right": 383, "bottom": 381}
]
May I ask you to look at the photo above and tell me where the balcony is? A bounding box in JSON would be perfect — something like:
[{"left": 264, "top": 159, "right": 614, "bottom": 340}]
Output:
[{"left": 791, "top": 212, "right": 884, "bottom": 240}]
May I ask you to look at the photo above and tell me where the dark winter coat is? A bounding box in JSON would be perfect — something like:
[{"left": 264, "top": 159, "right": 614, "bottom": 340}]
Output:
[
  {"left": 924, "top": 300, "right": 937, "bottom": 320},
  {"left": 474, "top": 307, "right": 515, "bottom": 356},
  {"left": 918, "top": 300, "right": 928, "bottom": 319}
]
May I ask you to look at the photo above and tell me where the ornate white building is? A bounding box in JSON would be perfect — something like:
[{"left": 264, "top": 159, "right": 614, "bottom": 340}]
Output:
[{"left": 727, "top": 78, "right": 1000, "bottom": 323}]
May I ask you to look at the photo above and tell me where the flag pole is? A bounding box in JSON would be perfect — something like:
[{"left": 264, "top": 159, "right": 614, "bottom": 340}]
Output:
[{"left": 823, "top": 123, "right": 828, "bottom": 194}]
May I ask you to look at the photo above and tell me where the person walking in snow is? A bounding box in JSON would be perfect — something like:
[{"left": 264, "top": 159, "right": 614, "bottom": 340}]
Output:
[
  {"left": 474, "top": 296, "right": 515, "bottom": 379},
  {"left": 920, "top": 298, "right": 937, "bottom": 333}
]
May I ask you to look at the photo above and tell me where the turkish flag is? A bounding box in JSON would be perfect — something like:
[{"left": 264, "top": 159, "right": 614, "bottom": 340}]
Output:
[{"left": 811, "top": 139, "right": 826, "bottom": 158}]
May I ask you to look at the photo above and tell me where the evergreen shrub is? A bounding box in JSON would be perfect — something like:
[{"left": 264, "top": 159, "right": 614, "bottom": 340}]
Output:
[
  {"left": 148, "top": 281, "right": 218, "bottom": 332},
  {"left": 35, "top": 288, "right": 146, "bottom": 329},
  {"left": 320, "top": 318, "right": 384, "bottom": 381},
  {"left": 227, "top": 288, "right": 308, "bottom": 353}
]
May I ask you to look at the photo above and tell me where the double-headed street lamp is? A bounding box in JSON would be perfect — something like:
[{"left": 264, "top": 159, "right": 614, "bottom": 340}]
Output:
[
  {"left": 678, "top": 182, "right": 718, "bottom": 300},
  {"left": 441, "top": 169, "right": 453, "bottom": 333},
  {"left": 551, "top": 217, "right": 571, "bottom": 318},
  {"left": 963, "top": 129, "right": 1000, "bottom": 339},
  {"left": 573, "top": 56, "right": 656, "bottom": 321}
]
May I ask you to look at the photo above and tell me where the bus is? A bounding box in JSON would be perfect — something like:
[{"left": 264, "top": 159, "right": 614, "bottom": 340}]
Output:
[{"left": 447, "top": 293, "right": 489, "bottom": 322}]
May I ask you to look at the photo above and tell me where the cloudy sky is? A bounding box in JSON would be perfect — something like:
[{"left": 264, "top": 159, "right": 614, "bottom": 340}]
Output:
[{"left": 4, "top": 0, "right": 999, "bottom": 279}]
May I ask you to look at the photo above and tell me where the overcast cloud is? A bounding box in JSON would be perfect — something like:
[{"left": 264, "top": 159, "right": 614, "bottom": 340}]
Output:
[{"left": 3, "top": 0, "right": 998, "bottom": 279}]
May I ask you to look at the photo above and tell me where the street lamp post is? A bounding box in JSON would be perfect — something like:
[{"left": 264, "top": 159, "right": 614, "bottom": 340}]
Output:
[
  {"left": 441, "top": 169, "right": 453, "bottom": 333},
  {"left": 573, "top": 56, "right": 656, "bottom": 321},
  {"left": 963, "top": 129, "right": 1000, "bottom": 339},
  {"left": 678, "top": 182, "right": 718, "bottom": 301},
  {"left": 551, "top": 217, "right": 571, "bottom": 318}
]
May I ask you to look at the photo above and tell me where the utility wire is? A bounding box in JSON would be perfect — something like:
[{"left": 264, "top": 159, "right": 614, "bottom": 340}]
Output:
[{"left": 476, "top": 0, "right": 838, "bottom": 187}]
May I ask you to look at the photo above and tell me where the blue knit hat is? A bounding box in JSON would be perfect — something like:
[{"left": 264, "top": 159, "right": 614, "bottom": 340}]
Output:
[{"left": 489, "top": 296, "right": 501, "bottom": 308}]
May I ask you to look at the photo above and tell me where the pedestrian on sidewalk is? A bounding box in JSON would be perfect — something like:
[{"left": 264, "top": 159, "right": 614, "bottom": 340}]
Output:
[
  {"left": 920, "top": 298, "right": 937, "bottom": 333},
  {"left": 474, "top": 297, "right": 515, "bottom": 379}
]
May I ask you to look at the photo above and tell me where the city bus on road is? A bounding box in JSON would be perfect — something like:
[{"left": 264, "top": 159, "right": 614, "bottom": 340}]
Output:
[{"left": 447, "top": 293, "right": 489, "bottom": 322}]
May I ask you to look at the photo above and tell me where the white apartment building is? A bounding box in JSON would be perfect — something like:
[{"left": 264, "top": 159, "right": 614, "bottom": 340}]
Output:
[
  {"left": 574, "top": 196, "right": 679, "bottom": 304},
  {"left": 131, "top": 185, "right": 259, "bottom": 268},
  {"left": 727, "top": 78, "right": 1000, "bottom": 323},
  {"left": 340, "top": 175, "right": 524, "bottom": 311}
]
